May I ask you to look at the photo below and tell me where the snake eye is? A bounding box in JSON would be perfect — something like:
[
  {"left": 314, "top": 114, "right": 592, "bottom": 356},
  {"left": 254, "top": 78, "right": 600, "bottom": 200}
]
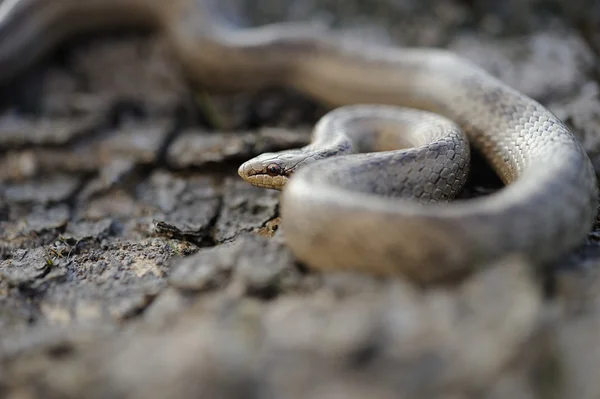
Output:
[{"left": 266, "top": 163, "right": 282, "bottom": 177}]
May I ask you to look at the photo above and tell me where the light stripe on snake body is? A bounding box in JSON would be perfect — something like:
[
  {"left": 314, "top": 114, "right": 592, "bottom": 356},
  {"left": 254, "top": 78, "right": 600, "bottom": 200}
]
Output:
[{"left": 0, "top": 0, "right": 597, "bottom": 282}]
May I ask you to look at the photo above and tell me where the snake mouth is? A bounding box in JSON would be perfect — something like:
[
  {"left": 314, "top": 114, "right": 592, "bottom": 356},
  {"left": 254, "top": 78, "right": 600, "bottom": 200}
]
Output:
[{"left": 244, "top": 169, "right": 266, "bottom": 178}]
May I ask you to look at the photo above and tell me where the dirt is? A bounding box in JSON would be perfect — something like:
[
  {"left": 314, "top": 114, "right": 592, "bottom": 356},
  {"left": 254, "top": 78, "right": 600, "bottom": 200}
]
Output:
[{"left": 1, "top": 0, "right": 600, "bottom": 398}]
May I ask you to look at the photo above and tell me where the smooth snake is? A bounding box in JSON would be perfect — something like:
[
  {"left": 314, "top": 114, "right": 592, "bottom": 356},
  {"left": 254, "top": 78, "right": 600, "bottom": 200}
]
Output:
[{"left": 0, "top": 0, "right": 597, "bottom": 283}]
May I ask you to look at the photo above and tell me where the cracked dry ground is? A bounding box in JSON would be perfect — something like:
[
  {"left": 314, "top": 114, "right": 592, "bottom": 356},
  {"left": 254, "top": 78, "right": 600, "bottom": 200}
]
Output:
[{"left": 2, "top": 0, "right": 600, "bottom": 398}]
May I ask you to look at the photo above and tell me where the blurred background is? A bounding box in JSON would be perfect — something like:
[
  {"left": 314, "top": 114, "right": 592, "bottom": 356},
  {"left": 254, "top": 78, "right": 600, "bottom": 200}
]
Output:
[{"left": 0, "top": 0, "right": 600, "bottom": 398}]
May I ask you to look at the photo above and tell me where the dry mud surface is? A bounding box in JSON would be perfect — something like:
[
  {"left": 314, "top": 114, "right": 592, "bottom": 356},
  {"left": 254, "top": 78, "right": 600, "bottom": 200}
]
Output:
[{"left": 2, "top": 0, "right": 600, "bottom": 398}]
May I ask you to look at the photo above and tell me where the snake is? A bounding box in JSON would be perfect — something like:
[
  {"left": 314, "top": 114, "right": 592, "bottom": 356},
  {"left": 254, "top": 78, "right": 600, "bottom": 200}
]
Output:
[{"left": 1, "top": 0, "right": 598, "bottom": 283}]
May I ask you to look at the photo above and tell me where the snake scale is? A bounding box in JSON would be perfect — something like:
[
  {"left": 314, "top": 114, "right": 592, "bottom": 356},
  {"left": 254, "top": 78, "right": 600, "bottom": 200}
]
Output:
[{"left": 1, "top": 0, "right": 598, "bottom": 283}]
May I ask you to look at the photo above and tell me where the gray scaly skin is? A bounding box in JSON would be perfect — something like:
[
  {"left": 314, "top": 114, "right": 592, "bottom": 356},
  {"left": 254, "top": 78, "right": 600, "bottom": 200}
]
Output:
[{"left": 238, "top": 45, "right": 599, "bottom": 282}]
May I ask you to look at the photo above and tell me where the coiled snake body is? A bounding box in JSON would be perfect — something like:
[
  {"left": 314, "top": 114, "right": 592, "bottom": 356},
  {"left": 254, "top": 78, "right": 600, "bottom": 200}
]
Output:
[{"left": 1, "top": 0, "right": 598, "bottom": 282}]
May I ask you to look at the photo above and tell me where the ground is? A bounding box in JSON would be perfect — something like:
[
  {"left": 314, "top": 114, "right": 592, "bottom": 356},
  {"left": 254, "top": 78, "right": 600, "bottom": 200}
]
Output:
[{"left": 1, "top": 0, "right": 600, "bottom": 398}]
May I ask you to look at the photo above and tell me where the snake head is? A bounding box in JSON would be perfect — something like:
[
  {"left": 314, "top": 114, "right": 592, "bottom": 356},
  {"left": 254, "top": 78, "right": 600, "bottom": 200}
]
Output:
[{"left": 238, "top": 150, "right": 311, "bottom": 190}]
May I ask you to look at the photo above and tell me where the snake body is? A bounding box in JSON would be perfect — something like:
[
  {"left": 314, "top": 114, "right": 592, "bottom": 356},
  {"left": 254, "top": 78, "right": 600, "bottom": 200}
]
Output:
[{"left": 1, "top": 0, "right": 598, "bottom": 282}]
